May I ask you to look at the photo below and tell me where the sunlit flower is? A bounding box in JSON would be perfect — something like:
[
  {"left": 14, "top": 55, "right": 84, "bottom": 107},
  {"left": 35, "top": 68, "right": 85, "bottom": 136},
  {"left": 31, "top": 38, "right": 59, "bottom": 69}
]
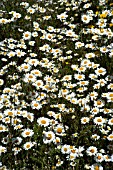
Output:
[
  {"left": 95, "top": 67, "right": 106, "bottom": 76},
  {"left": 61, "top": 144, "right": 70, "bottom": 154},
  {"left": 12, "top": 147, "right": 22, "bottom": 155},
  {"left": 104, "top": 155, "right": 111, "bottom": 162},
  {"left": 75, "top": 42, "right": 84, "bottom": 48},
  {"left": 47, "top": 111, "right": 55, "bottom": 117},
  {"left": 61, "top": 75, "right": 72, "bottom": 81},
  {"left": 28, "top": 59, "right": 39, "bottom": 66},
  {"left": 86, "top": 146, "right": 97, "bottom": 156},
  {"left": 57, "top": 12, "right": 68, "bottom": 20},
  {"left": 90, "top": 164, "right": 103, "bottom": 170},
  {"left": 85, "top": 53, "right": 95, "bottom": 58},
  {"left": 94, "top": 153, "right": 104, "bottom": 162},
  {"left": 43, "top": 131, "right": 55, "bottom": 144},
  {"left": 21, "top": 63, "right": 31, "bottom": 72},
  {"left": 23, "top": 141, "right": 35, "bottom": 150},
  {"left": 53, "top": 137, "right": 61, "bottom": 145},
  {"left": 29, "top": 41, "right": 35, "bottom": 46},
  {"left": 33, "top": 80, "right": 44, "bottom": 89},
  {"left": 7, "top": 51, "right": 15, "bottom": 58},
  {"left": 23, "top": 73, "right": 36, "bottom": 83},
  {"left": 100, "top": 46, "right": 108, "bottom": 53},
  {"left": 22, "top": 31, "right": 31, "bottom": 40},
  {"left": 107, "top": 83, "right": 113, "bottom": 90},
  {"left": 81, "top": 117, "right": 90, "bottom": 124},
  {"left": 27, "top": 7, "right": 35, "bottom": 14},
  {"left": 77, "top": 81, "right": 89, "bottom": 86},
  {"left": 0, "top": 79, "right": 4, "bottom": 86},
  {"left": 31, "top": 101, "right": 42, "bottom": 110},
  {"left": 0, "top": 18, "right": 9, "bottom": 24},
  {"left": 81, "top": 14, "right": 91, "bottom": 24},
  {"left": 65, "top": 30, "right": 76, "bottom": 37},
  {"left": 21, "top": 129, "right": 34, "bottom": 138},
  {"left": 54, "top": 125, "right": 65, "bottom": 136},
  {"left": 2, "top": 117, "right": 10, "bottom": 124},
  {"left": 37, "top": 117, "right": 50, "bottom": 127},
  {"left": 94, "top": 99, "right": 104, "bottom": 108},
  {"left": 27, "top": 112, "right": 34, "bottom": 122},
  {"left": 108, "top": 118, "right": 113, "bottom": 125},
  {"left": 91, "top": 134, "right": 100, "bottom": 141},
  {"left": 93, "top": 116, "right": 106, "bottom": 125},
  {"left": 74, "top": 74, "right": 85, "bottom": 80},
  {"left": 107, "top": 134, "right": 113, "bottom": 141},
  {"left": 4, "top": 109, "right": 15, "bottom": 117},
  {"left": 0, "top": 146, "right": 7, "bottom": 155}
]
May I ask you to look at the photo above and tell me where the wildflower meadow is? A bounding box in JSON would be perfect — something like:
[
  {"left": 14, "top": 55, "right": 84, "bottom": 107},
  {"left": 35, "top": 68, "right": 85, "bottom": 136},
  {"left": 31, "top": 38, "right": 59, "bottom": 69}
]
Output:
[{"left": 0, "top": 0, "right": 113, "bottom": 169}]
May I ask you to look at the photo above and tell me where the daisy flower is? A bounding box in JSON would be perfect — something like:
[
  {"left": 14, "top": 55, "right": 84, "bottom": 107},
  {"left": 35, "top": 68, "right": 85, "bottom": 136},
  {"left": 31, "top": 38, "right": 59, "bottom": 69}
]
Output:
[
  {"left": 37, "top": 117, "right": 50, "bottom": 127},
  {"left": 23, "top": 73, "right": 36, "bottom": 83},
  {"left": 93, "top": 116, "right": 106, "bottom": 125},
  {"left": 43, "top": 131, "right": 55, "bottom": 144},
  {"left": 108, "top": 118, "right": 113, "bottom": 125},
  {"left": 85, "top": 53, "right": 95, "bottom": 58},
  {"left": 54, "top": 125, "right": 65, "bottom": 136},
  {"left": 12, "top": 147, "right": 22, "bottom": 155},
  {"left": 23, "top": 142, "right": 35, "bottom": 150},
  {"left": 21, "top": 128, "right": 34, "bottom": 138},
  {"left": 91, "top": 134, "right": 100, "bottom": 141},
  {"left": 0, "top": 146, "right": 7, "bottom": 155},
  {"left": 61, "top": 75, "right": 72, "bottom": 81},
  {"left": 22, "top": 31, "right": 31, "bottom": 40},
  {"left": 0, "top": 79, "right": 4, "bottom": 86},
  {"left": 31, "top": 69, "right": 42, "bottom": 77},
  {"left": 31, "top": 101, "right": 42, "bottom": 110},
  {"left": 94, "top": 153, "right": 104, "bottom": 162},
  {"left": 33, "top": 80, "right": 44, "bottom": 89},
  {"left": 81, "top": 117, "right": 90, "bottom": 124},
  {"left": 4, "top": 109, "right": 15, "bottom": 117},
  {"left": 94, "top": 100, "right": 104, "bottom": 108},
  {"left": 21, "top": 63, "right": 31, "bottom": 72},
  {"left": 104, "top": 155, "right": 111, "bottom": 162},
  {"left": 27, "top": 7, "right": 35, "bottom": 14},
  {"left": 7, "top": 51, "right": 15, "bottom": 58},
  {"left": 61, "top": 144, "right": 70, "bottom": 154},
  {"left": 75, "top": 42, "right": 84, "bottom": 48},
  {"left": 90, "top": 164, "right": 103, "bottom": 170},
  {"left": 107, "top": 83, "right": 113, "bottom": 90},
  {"left": 86, "top": 146, "right": 98, "bottom": 156},
  {"left": 107, "top": 134, "right": 113, "bottom": 141},
  {"left": 95, "top": 67, "right": 106, "bottom": 76},
  {"left": 81, "top": 14, "right": 91, "bottom": 24},
  {"left": 74, "top": 74, "right": 85, "bottom": 80},
  {"left": 57, "top": 12, "right": 68, "bottom": 20}
]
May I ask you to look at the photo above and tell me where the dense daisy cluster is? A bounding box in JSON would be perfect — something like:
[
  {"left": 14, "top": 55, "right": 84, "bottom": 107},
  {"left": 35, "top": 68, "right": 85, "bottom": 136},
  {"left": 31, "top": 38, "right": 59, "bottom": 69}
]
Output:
[{"left": 0, "top": 0, "right": 113, "bottom": 169}]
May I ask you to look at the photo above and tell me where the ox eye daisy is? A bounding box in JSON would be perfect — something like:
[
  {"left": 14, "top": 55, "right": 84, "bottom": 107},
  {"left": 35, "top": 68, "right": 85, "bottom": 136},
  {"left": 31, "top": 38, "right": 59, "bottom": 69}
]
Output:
[
  {"left": 23, "top": 31, "right": 31, "bottom": 40},
  {"left": 81, "top": 14, "right": 91, "bottom": 24},
  {"left": 95, "top": 67, "right": 106, "bottom": 76},
  {"left": 74, "top": 74, "right": 85, "bottom": 80},
  {"left": 0, "top": 146, "right": 7, "bottom": 155},
  {"left": 23, "top": 142, "right": 35, "bottom": 150},
  {"left": 86, "top": 146, "right": 97, "bottom": 156},
  {"left": 37, "top": 117, "right": 50, "bottom": 127},
  {"left": 0, "top": 79, "right": 4, "bottom": 86},
  {"left": 61, "top": 144, "right": 70, "bottom": 154},
  {"left": 43, "top": 131, "right": 55, "bottom": 144},
  {"left": 21, "top": 128, "right": 34, "bottom": 138},
  {"left": 54, "top": 125, "right": 65, "bottom": 136},
  {"left": 81, "top": 117, "right": 90, "bottom": 124},
  {"left": 107, "top": 134, "right": 113, "bottom": 141},
  {"left": 93, "top": 116, "right": 106, "bottom": 125},
  {"left": 31, "top": 101, "right": 42, "bottom": 110}
]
